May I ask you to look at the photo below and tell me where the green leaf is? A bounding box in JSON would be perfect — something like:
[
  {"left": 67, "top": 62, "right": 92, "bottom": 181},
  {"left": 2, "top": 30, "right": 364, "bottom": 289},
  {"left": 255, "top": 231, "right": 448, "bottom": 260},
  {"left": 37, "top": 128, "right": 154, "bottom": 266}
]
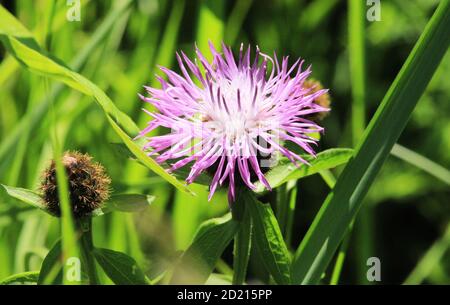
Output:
[
  {"left": 246, "top": 191, "right": 291, "bottom": 284},
  {"left": 38, "top": 240, "right": 63, "bottom": 285},
  {"left": 173, "top": 149, "right": 352, "bottom": 190},
  {"left": 291, "top": 0, "right": 450, "bottom": 284},
  {"left": 255, "top": 148, "right": 353, "bottom": 193},
  {"left": 232, "top": 204, "right": 252, "bottom": 285},
  {"left": 0, "top": 184, "right": 155, "bottom": 218},
  {"left": 93, "top": 248, "right": 149, "bottom": 285},
  {"left": 0, "top": 271, "right": 39, "bottom": 285},
  {"left": 171, "top": 213, "right": 239, "bottom": 284},
  {"left": 107, "top": 116, "right": 193, "bottom": 195},
  {"left": 0, "top": 4, "right": 192, "bottom": 195},
  {"left": 92, "top": 194, "right": 155, "bottom": 216},
  {"left": 0, "top": 1, "right": 133, "bottom": 167},
  {"left": 0, "top": 184, "right": 46, "bottom": 212},
  {"left": 172, "top": 166, "right": 213, "bottom": 186}
]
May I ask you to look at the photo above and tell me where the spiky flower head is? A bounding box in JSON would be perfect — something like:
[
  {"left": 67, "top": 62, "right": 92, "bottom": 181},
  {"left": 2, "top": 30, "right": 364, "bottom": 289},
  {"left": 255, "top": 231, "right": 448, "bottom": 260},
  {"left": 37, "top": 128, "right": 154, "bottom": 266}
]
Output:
[
  {"left": 41, "top": 151, "right": 111, "bottom": 218},
  {"left": 137, "top": 43, "right": 329, "bottom": 202}
]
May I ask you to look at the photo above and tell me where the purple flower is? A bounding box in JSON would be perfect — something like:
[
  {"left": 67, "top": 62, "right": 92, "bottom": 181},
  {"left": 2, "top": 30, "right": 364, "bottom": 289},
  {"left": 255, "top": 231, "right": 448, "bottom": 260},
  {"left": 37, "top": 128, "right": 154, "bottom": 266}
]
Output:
[{"left": 137, "top": 43, "right": 329, "bottom": 202}]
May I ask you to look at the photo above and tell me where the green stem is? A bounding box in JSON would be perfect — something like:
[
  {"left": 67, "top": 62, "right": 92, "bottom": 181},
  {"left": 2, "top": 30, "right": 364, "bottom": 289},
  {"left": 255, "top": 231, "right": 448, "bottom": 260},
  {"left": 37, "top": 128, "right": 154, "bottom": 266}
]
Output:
[
  {"left": 78, "top": 218, "right": 99, "bottom": 285},
  {"left": 285, "top": 184, "right": 297, "bottom": 247},
  {"left": 276, "top": 183, "right": 288, "bottom": 236},
  {"left": 349, "top": 0, "right": 366, "bottom": 145},
  {"left": 232, "top": 204, "right": 252, "bottom": 285},
  {"left": 231, "top": 186, "right": 246, "bottom": 221},
  {"left": 330, "top": 222, "right": 353, "bottom": 285}
]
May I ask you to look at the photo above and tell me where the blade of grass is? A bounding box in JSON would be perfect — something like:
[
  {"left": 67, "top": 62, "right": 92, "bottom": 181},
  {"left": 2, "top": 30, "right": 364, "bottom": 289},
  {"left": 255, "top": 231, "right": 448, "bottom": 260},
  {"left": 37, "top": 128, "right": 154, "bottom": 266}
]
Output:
[
  {"left": 152, "top": 0, "right": 185, "bottom": 83},
  {"left": 281, "top": 180, "right": 299, "bottom": 248},
  {"left": 349, "top": 0, "right": 366, "bottom": 145},
  {"left": 318, "top": 170, "right": 353, "bottom": 285},
  {"left": 123, "top": 0, "right": 188, "bottom": 225},
  {"left": 291, "top": 0, "right": 450, "bottom": 284},
  {"left": 48, "top": 79, "right": 79, "bottom": 285},
  {"left": 0, "top": 1, "right": 134, "bottom": 166},
  {"left": 0, "top": 4, "right": 192, "bottom": 194},
  {"left": 275, "top": 184, "right": 288, "bottom": 238},
  {"left": 404, "top": 222, "right": 450, "bottom": 284},
  {"left": 6, "top": 0, "right": 58, "bottom": 186},
  {"left": 329, "top": 222, "right": 353, "bottom": 285},
  {"left": 331, "top": 0, "right": 369, "bottom": 285},
  {"left": 391, "top": 143, "right": 450, "bottom": 185},
  {"left": 224, "top": 0, "right": 253, "bottom": 45},
  {"left": 298, "top": 0, "right": 340, "bottom": 31},
  {"left": 196, "top": 0, "right": 225, "bottom": 58}
]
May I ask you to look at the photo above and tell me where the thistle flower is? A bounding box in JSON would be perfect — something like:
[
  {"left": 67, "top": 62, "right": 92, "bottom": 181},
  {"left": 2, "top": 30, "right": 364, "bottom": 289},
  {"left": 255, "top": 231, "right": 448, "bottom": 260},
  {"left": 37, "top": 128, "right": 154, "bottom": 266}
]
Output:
[
  {"left": 41, "top": 151, "right": 111, "bottom": 218},
  {"left": 137, "top": 43, "right": 329, "bottom": 202}
]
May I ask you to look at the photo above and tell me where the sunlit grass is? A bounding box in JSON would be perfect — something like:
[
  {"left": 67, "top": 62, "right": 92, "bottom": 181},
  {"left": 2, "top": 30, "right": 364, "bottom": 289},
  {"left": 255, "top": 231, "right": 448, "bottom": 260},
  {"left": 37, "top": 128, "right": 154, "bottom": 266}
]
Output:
[{"left": 0, "top": 0, "right": 448, "bottom": 286}]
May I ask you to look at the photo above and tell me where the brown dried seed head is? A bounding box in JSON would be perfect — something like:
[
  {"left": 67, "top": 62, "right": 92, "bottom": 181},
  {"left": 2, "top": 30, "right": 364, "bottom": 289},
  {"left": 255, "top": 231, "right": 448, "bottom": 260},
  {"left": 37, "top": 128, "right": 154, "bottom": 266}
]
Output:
[
  {"left": 304, "top": 79, "right": 331, "bottom": 122},
  {"left": 40, "top": 151, "right": 111, "bottom": 219}
]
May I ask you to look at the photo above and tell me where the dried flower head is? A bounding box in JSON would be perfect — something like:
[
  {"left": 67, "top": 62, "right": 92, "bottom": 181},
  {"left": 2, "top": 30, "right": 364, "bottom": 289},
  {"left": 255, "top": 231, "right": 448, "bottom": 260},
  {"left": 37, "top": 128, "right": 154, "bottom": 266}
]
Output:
[
  {"left": 137, "top": 43, "right": 329, "bottom": 202},
  {"left": 303, "top": 79, "right": 331, "bottom": 121},
  {"left": 41, "top": 151, "right": 111, "bottom": 218}
]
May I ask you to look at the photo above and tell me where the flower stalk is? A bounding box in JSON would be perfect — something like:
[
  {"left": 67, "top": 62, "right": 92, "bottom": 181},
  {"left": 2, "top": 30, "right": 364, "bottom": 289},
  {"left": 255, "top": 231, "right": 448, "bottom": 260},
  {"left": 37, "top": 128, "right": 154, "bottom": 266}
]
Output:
[{"left": 78, "top": 217, "right": 99, "bottom": 285}]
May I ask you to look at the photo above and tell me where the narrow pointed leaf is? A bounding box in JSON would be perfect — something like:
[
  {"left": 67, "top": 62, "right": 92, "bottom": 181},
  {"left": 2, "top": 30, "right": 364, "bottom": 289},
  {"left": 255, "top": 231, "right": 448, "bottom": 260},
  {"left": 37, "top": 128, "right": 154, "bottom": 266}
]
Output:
[
  {"left": 0, "top": 4, "right": 192, "bottom": 195},
  {"left": 1, "top": 184, "right": 46, "bottom": 212},
  {"left": 38, "top": 240, "right": 63, "bottom": 285},
  {"left": 255, "top": 148, "right": 353, "bottom": 193},
  {"left": 232, "top": 204, "right": 252, "bottom": 285},
  {"left": 171, "top": 213, "right": 238, "bottom": 284},
  {"left": 0, "top": 271, "right": 39, "bottom": 285},
  {"left": 92, "top": 194, "right": 155, "bottom": 216},
  {"left": 246, "top": 191, "right": 291, "bottom": 284},
  {"left": 93, "top": 248, "right": 149, "bottom": 285}
]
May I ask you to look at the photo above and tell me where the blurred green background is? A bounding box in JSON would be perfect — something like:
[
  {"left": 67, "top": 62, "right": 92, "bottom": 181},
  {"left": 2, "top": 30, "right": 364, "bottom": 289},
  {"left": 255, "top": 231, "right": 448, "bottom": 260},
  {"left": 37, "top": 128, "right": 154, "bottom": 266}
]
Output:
[{"left": 0, "top": 0, "right": 448, "bottom": 284}]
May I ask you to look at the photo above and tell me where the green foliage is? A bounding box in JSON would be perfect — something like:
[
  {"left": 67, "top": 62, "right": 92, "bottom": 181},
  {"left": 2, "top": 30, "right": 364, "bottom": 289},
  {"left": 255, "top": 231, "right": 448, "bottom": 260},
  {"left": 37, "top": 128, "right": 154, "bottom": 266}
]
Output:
[
  {"left": 1, "top": 184, "right": 46, "bottom": 212},
  {"left": 1, "top": 184, "right": 154, "bottom": 217},
  {"left": 172, "top": 214, "right": 238, "bottom": 284},
  {"left": 291, "top": 0, "right": 450, "bottom": 284},
  {"left": 255, "top": 148, "right": 354, "bottom": 193},
  {"left": 232, "top": 202, "right": 252, "bottom": 285},
  {"left": 0, "top": 0, "right": 448, "bottom": 286},
  {"left": 246, "top": 191, "right": 292, "bottom": 284},
  {"left": 93, "top": 248, "right": 149, "bottom": 285},
  {"left": 0, "top": 5, "right": 191, "bottom": 195},
  {"left": 38, "top": 240, "right": 63, "bottom": 285},
  {"left": 0, "top": 271, "right": 40, "bottom": 285}
]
